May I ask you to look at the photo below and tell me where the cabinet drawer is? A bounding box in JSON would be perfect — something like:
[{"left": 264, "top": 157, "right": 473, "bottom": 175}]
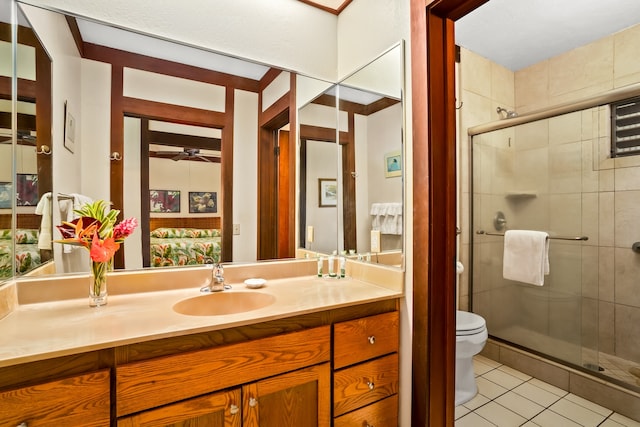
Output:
[
  {"left": 0, "top": 369, "right": 110, "bottom": 427},
  {"left": 334, "top": 394, "right": 398, "bottom": 427},
  {"left": 117, "top": 325, "right": 330, "bottom": 417},
  {"left": 333, "top": 353, "right": 398, "bottom": 416},
  {"left": 334, "top": 311, "right": 398, "bottom": 369}
]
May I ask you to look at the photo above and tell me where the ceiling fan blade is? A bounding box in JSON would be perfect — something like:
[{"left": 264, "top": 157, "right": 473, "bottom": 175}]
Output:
[{"left": 171, "top": 152, "right": 188, "bottom": 161}]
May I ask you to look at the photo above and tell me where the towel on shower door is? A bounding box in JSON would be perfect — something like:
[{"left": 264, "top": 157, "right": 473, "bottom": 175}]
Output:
[{"left": 502, "top": 230, "right": 549, "bottom": 286}]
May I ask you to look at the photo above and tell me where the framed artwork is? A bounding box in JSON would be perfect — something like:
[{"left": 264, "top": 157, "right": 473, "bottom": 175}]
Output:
[
  {"left": 318, "top": 178, "right": 337, "bottom": 207},
  {"left": 16, "top": 174, "right": 38, "bottom": 206},
  {"left": 384, "top": 150, "right": 402, "bottom": 178},
  {"left": 189, "top": 192, "right": 217, "bottom": 213},
  {"left": 0, "top": 182, "right": 11, "bottom": 209},
  {"left": 63, "top": 100, "right": 76, "bottom": 153},
  {"left": 150, "top": 190, "right": 181, "bottom": 213}
]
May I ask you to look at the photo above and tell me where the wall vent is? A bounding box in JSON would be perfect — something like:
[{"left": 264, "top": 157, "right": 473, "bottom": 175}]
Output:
[{"left": 611, "top": 96, "right": 640, "bottom": 157}]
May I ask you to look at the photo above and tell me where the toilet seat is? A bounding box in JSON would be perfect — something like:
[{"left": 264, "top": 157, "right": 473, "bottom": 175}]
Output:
[{"left": 456, "top": 310, "right": 486, "bottom": 336}]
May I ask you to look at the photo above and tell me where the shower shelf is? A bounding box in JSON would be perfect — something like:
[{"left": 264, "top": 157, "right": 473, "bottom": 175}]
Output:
[{"left": 505, "top": 191, "right": 537, "bottom": 200}]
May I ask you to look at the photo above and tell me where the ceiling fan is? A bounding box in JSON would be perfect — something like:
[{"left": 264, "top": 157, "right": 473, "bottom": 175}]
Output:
[{"left": 151, "top": 148, "right": 219, "bottom": 163}]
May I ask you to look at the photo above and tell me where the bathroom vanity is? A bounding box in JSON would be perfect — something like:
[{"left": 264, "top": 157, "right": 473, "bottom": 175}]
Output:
[{"left": 0, "top": 259, "right": 402, "bottom": 426}]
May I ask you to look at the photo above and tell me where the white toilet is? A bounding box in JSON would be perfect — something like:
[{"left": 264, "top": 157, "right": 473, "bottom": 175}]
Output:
[{"left": 455, "top": 309, "right": 487, "bottom": 406}]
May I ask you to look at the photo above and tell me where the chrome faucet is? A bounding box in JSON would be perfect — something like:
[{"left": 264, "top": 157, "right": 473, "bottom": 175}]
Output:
[{"left": 200, "top": 261, "right": 229, "bottom": 292}]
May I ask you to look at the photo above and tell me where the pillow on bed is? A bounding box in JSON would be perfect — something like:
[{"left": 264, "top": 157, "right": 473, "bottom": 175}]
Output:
[
  {"left": 15, "top": 229, "right": 39, "bottom": 244},
  {"left": 183, "top": 229, "right": 221, "bottom": 238},
  {"left": 150, "top": 228, "right": 186, "bottom": 238}
]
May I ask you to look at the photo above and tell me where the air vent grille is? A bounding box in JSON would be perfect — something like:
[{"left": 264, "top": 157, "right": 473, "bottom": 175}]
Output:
[{"left": 612, "top": 96, "right": 640, "bottom": 157}]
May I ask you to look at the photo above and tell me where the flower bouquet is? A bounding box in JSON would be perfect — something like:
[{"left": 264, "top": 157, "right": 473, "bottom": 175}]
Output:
[{"left": 56, "top": 200, "right": 137, "bottom": 306}]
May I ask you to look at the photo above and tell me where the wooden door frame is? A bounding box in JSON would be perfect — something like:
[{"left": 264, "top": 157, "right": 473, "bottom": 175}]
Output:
[
  {"left": 410, "top": 0, "right": 488, "bottom": 425},
  {"left": 257, "top": 72, "right": 296, "bottom": 261}
]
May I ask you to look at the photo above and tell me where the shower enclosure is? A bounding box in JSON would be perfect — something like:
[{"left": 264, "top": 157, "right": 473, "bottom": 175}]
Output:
[{"left": 470, "top": 98, "right": 640, "bottom": 391}]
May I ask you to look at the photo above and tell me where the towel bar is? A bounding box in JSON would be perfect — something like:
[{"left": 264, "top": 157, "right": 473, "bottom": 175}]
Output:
[{"left": 476, "top": 230, "right": 588, "bottom": 241}]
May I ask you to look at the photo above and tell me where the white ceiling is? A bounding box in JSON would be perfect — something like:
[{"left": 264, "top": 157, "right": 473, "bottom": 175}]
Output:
[{"left": 455, "top": 0, "right": 640, "bottom": 71}]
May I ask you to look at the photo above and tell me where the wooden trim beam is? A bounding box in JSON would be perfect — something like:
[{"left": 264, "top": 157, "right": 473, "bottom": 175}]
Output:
[
  {"left": 147, "top": 131, "right": 221, "bottom": 151},
  {"left": 122, "top": 97, "right": 225, "bottom": 128},
  {"left": 221, "top": 88, "right": 234, "bottom": 262},
  {"left": 111, "top": 65, "right": 125, "bottom": 268},
  {"left": 83, "top": 43, "right": 261, "bottom": 93}
]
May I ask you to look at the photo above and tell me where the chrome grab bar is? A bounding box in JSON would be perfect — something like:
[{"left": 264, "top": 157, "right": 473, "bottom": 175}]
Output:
[{"left": 476, "top": 230, "right": 588, "bottom": 241}]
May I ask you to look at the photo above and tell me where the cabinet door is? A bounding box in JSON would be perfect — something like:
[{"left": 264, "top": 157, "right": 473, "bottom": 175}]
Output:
[
  {"left": 118, "top": 388, "right": 241, "bottom": 427},
  {"left": 242, "top": 363, "right": 330, "bottom": 427},
  {"left": 0, "top": 369, "right": 110, "bottom": 427}
]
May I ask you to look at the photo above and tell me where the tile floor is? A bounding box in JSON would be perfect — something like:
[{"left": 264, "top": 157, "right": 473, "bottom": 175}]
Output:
[{"left": 455, "top": 355, "right": 640, "bottom": 427}]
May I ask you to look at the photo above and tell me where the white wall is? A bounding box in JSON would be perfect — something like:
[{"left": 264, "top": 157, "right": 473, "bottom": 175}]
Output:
[
  {"left": 20, "top": 3, "right": 87, "bottom": 272},
  {"left": 233, "top": 89, "right": 258, "bottom": 262},
  {"left": 306, "top": 141, "right": 338, "bottom": 254}
]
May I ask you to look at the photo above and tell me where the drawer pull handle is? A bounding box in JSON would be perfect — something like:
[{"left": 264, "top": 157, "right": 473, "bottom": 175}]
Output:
[
  {"left": 367, "top": 381, "right": 375, "bottom": 390},
  {"left": 249, "top": 397, "right": 258, "bottom": 407},
  {"left": 368, "top": 335, "right": 376, "bottom": 344},
  {"left": 230, "top": 404, "right": 239, "bottom": 415}
]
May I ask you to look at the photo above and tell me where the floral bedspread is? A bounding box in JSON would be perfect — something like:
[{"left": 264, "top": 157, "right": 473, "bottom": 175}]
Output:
[
  {"left": 0, "top": 229, "right": 42, "bottom": 278},
  {"left": 150, "top": 228, "right": 221, "bottom": 267}
]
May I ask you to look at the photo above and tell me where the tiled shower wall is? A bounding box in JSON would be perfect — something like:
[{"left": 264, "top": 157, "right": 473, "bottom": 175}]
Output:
[{"left": 459, "top": 23, "right": 640, "bottom": 366}]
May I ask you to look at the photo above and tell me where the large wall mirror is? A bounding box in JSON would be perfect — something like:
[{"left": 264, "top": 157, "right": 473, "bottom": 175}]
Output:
[
  {"left": 1, "top": 0, "right": 405, "bottom": 287},
  {"left": 1, "top": 1, "right": 53, "bottom": 282},
  {"left": 298, "top": 43, "right": 404, "bottom": 267}
]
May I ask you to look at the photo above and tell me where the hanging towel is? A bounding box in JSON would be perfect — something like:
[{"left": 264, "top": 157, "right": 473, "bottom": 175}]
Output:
[
  {"left": 35, "top": 192, "right": 52, "bottom": 250},
  {"left": 502, "top": 230, "right": 549, "bottom": 286},
  {"left": 370, "top": 202, "right": 403, "bottom": 235},
  {"left": 59, "top": 193, "right": 93, "bottom": 253},
  {"left": 72, "top": 193, "right": 93, "bottom": 213}
]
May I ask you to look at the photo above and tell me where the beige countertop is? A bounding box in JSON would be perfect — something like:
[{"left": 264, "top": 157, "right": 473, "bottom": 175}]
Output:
[{"left": 0, "top": 262, "right": 403, "bottom": 368}]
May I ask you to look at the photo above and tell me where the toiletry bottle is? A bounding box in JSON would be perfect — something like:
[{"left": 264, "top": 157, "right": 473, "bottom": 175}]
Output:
[
  {"left": 328, "top": 252, "right": 336, "bottom": 277},
  {"left": 317, "top": 255, "right": 323, "bottom": 277},
  {"left": 339, "top": 251, "right": 346, "bottom": 278}
]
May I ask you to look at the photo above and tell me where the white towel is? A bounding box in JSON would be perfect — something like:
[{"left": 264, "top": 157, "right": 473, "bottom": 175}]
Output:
[
  {"left": 502, "top": 230, "right": 549, "bottom": 286},
  {"left": 59, "top": 194, "right": 93, "bottom": 253},
  {"left": 370, "top": 202, "right": 403, "bottom": 235},
  {"left": 35, "top": 192, "right": 52, "bottom": 250},
  {"left": 72, "top": 193, "right": 93, "bottom": 213}
]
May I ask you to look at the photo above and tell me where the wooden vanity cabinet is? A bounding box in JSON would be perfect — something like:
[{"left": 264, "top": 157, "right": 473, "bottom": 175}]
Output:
[
  {"left": 116, "top": 326, "right": 331, "bottom": 426},
  {"left": 0, "top": 369, "right": 110, "bottom": 427},
  {"left": 332, "top": 311, "right": 400, "bottom": 425}
]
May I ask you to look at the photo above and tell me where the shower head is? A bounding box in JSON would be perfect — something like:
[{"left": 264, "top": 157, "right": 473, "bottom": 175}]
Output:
[{"left": 496, "top": 106, "right": 518, "bottom": 119}]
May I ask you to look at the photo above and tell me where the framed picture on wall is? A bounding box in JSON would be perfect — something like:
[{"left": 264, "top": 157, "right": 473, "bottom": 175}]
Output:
[
  {"left": 0, "top": 182, "right": 11, "bottom": 209},
  {"left": 318, "top": 178, "right": 337, "bottom": 207},
  {"left": 63, "top": 100, "right": 76, "bottom": 153},
  {"left": 384, "top": 151, "right": 402, "bottom": 178},
  {"left": 150, "top": 190, "right": 180, "bottom": 213},
  {"left": 189, "top": 192, "right": 217, "bottom": 213},
  {"left": 16, "top": 174, "right": 38, "bottom": 206}
]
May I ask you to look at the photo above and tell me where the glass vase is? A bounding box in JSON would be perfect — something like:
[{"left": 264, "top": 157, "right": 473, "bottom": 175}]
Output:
[{"left": 89, "top": 260, "right": 109, "bottom": 307}]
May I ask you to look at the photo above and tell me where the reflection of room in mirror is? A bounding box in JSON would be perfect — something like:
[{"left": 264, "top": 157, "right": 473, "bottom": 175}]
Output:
[{"left": 297, "top": 43, "right": 404, "bottom": 266}]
